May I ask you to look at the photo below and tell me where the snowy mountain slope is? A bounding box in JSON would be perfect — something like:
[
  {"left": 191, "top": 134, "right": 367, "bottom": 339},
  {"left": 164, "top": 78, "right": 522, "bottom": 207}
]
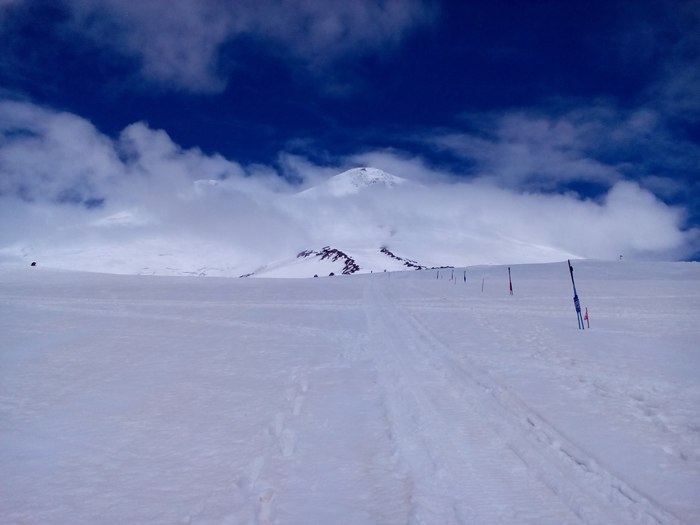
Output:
[
  {"left": 241, "top": 245, "right": 429, "bottom": 278},
  {"left": 1, "top": 260, "right": 698, "bottom": 524},
  {"left": 241, "top": 247, "right": 361, "bottom": 278},
  {"left": 296, "top": 167, "right": 408, "bottom": 198}
]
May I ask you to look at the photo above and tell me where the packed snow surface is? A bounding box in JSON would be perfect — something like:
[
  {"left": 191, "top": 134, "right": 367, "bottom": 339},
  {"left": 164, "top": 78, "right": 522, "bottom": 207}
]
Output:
[{"left": 1, "top": 260, "right": 699, "bottom": 524}]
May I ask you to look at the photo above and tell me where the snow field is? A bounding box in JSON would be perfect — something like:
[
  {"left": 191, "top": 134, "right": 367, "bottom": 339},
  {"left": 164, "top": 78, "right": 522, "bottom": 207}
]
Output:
[{"left": 1, "top": 261, "right": 698, "bottom": 524}]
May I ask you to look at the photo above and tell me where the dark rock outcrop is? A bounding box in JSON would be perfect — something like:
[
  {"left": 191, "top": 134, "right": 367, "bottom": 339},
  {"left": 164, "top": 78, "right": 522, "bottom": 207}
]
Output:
[{"left": 380, "top": 246, "right": 427, "bottom": 270}]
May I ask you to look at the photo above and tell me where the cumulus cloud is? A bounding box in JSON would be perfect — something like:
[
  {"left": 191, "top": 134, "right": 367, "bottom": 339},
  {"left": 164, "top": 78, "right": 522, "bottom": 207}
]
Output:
[
  {"left": 0, "top": 101, "right": 124, "bottom": 204},
  {"left": 0, "top": 100, "right": 309, "bottom": 271},
  {"left": 55, "top": 0, "right": 436, "bottom": 92},
  {"left": 1, "top": 100, "right": 696, "bottom": 274}
]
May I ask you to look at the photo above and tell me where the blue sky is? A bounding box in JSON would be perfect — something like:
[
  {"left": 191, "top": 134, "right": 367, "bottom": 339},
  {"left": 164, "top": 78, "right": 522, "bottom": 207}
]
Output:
[{"left": 1, "top": 0, "right": 699, "bottom": 265}]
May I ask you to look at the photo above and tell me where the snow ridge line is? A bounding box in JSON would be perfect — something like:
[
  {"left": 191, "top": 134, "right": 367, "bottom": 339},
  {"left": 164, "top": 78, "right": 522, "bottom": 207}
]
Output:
[{"left": 386, "top": 286, "right": 686, "bottom": 525}]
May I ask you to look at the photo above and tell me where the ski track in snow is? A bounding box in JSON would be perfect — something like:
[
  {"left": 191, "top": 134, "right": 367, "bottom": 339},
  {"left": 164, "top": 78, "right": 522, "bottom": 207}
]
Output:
[
  {"left": 1, "top": 262, "right": 698, "bottom": 524},
  {"left": 396, "top": 270, "right": 700, "bottom": 521},
  {"left": 363, "top": 278, "right": 684, "bottom": 525}
]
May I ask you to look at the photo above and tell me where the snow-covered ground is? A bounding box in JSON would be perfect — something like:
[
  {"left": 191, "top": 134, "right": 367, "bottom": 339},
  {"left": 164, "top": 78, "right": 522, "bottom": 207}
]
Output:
[{"left": 1, "top": 260, "right": 699, "bottom": 524}]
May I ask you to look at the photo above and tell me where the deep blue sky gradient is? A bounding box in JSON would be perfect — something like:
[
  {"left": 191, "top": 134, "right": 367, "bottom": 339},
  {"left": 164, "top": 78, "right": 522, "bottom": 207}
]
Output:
[{"left": 1, "top": 1, "right": 689, "bottom": 156}]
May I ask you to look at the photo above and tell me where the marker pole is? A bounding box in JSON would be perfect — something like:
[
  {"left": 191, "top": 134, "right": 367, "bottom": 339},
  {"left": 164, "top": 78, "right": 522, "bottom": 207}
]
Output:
[
  {"left": 568, "top": 260, "right": 585, "bottom": 330},
  {"left": 508, "top": 267, "right": 513, "bottom": 295}
]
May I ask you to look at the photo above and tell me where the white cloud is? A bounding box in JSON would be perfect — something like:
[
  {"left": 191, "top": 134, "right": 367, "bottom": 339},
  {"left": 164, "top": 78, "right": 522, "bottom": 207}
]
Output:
[
  {"left": 600, "top": 181, "right": 687, "bottom": 253},
  {"left": 0, "top": 100, "right": 696, "bottom": 274},
  {"left": 277, "top": 153, "right": 341, "bottom": 189},
  {"left": 432, "top": 110, "right": 631, "bottom": 190},
  {"left": 0, "top": 101, "right": 124, "bottom": 203},
  {"left": 62, "top": 0, "right": 436, "bottom": 92},
  {"left": 0, "top": 100, "right": 309, "bottom": 271},
  {"left": 427, "top": 104, "right": 700, "bottom": 196}
]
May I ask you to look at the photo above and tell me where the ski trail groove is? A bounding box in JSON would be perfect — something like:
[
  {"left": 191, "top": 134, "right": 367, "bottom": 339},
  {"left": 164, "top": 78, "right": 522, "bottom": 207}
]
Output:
[
  {"left": 372, "top": 278, "right": 685, "bottom": 525},
  {"left": 366, "top": 279, "right": 556, "bottom": 523}
]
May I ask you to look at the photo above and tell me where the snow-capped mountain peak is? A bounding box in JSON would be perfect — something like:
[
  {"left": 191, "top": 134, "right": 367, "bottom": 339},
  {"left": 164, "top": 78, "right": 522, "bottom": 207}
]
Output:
[{"left": 299, "top": 167, "right": 407, "bottom": 197}]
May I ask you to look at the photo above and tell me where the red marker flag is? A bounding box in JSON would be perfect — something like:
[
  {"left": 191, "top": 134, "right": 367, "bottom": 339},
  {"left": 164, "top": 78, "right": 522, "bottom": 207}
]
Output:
[{"left": 584, "top": 307, "right": 589, "bottom": 328}]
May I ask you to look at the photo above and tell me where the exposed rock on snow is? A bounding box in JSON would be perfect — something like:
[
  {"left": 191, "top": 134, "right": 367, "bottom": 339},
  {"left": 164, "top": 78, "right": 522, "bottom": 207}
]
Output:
[
  {"left": 301, "top": 246, "right": 359, "bottom": 274},
  {"left": 379, "top": 246, "right": 427, "bottom": 270},
  {"left": 240, "top": 245, "right": 433, "bottom": 278}
]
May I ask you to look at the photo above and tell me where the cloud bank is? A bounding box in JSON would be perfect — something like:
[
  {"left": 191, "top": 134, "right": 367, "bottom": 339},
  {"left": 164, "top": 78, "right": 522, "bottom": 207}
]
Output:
[{"left": 1, "top": 100, "right": 695, "bottom": 274}]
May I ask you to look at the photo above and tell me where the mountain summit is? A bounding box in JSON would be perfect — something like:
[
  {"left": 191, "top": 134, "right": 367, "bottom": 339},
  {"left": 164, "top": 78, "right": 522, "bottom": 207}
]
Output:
[{"left": 299, "top": 167, "right": 407, "bottom": 198}]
